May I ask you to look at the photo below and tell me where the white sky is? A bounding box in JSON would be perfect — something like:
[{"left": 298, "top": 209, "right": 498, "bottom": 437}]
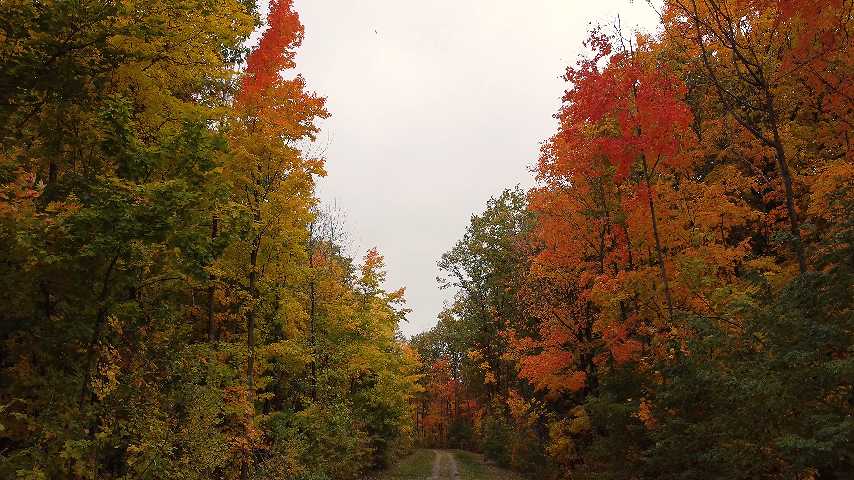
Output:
[{"left": 287, "top": 0, "right": 661, "bottom": 336}]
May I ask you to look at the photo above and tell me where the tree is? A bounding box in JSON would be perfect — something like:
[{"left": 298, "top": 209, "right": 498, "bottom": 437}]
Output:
[
  {"left": 662, "top": 0, "right": 854, "bottom": 273},
  {"left": 0, "top": 2, "right": 420, "bottom": 478}
]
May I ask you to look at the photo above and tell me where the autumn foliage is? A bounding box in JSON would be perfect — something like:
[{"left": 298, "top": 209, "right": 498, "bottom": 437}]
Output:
[
  {"left": 1, "top": 0, "right": 852, "bottom": 478},
  {"left": 240, "top": 0, "right": 303, "bottom": 101},
  {"left": 0, "top": 1, "right": 417, "bottom": 479},
  {"left": 412, "top": 1, "right": 853, "bottom": 478}
]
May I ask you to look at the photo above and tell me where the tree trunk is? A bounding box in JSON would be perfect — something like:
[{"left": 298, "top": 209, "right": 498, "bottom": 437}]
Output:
[
  {"left": 48, "top": 160, "right": 57, "bottom": 185},
  {"left": 641, "top": 155, "right": 674, "bottom": 320},
  {"left": 243, "top": 206, "right": 261, "bottom": 480},
  {"left": 309, "top": 279, "right": 317, "bottom": 401},
  {"left": 767, "top": 99, "right": 807, "bottom": 274},
  {"left": 80, "top": 254, "right": 119, "bottom": 404},
  {"left": 207, "top": 216, "right": 218, "bottom": 342}
]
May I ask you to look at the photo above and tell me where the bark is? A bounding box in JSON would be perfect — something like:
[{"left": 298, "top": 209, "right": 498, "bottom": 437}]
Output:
[
  {"left": 79, "top": 254, "right": 119, "bottom": 405},
  {"left": 309, "top": 279, "right": 317, "bottom": 401},
  {"left": 247, "top": 238, "right": 258, "bottom": 396},
  {"left": 641, "top": 155, "right": 674, "bottom": 320},
  {"left": 48, "top": 160, "right": 57, "bottom": 185},
  {"left": 308, "top": 232, "right": 318, "bottom": 402},
  {"left": 243, "top": 198, "right": 262, "bottom": 480},
  {"left": 768, "top": 100, "right": 808, "bottom": 274},
  {"left": 207, "top": 216, "right": 218, "bottom": 342}
]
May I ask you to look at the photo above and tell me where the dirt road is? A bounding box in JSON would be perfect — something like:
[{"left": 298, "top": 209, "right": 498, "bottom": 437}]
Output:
[
  {"left": 430, "top": 450, "right": 459, "bottom": 479},
  {"left": 378, "top": 449, "right": 522, "bottom": 480}
]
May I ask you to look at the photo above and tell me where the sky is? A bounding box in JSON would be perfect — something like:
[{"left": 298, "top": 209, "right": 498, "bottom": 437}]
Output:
[{"left": 287, "top": 0, "right": 662, "bottom": 337}]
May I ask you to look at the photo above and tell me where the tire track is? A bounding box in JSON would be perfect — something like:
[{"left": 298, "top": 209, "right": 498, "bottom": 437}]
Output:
[{"left": 430, "top": 450, "right": 459, "bottom": 479}]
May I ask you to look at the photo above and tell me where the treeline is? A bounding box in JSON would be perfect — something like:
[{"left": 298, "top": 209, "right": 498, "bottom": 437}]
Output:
[
  {"left": 0, "top": 1, "right": 419, "bottom": 478},
  {"left": 411, "top": 1, "right": 853, "bottom": 479}
]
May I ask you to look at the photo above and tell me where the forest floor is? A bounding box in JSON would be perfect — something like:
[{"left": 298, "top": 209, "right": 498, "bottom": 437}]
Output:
[{"left": 376, "top": 449, "right": 524, "bottom": 480}]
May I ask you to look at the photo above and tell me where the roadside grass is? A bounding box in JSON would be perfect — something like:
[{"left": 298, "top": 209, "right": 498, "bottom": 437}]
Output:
[
  {"left": 372, "top": 449, "right": 436, "bottom": 479},
  {"left": 452, "top": 450, "right": 524, "bottom": 480}
]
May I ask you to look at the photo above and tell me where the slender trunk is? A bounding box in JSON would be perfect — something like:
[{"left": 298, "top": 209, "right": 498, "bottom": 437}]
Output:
[
  {"left": 76, "top": 255, "right": 120, "bottom": 480},
  {"left": 40, "top": 281, "right": 54, "bottom": 322},
  {"left": 641, "top": 155, "right": 674, "bottom": 320},
  {"left": 307, "top": 236, "right": 319, "bottom": 402},
  {"left": 247, "top": 241, "right": 258, "bottom": 396},
  {"left": 775, "top": 145, "right": 807, "bottom": 274},
  {"left": 243, "top": 203, "right": 261, "bottom": 480},
  {"left": 309, "top": 279, "right": 317, "bottom": 401},
  {"left": 767, "top": 98, "right": 807, "bottom": 273},
  {"left": 48, "top": 160, "right": 57, "bottom": 185},
  {"left": 621, "top": 220, "right": 644, "bottom": 314},
  {"left": 241, "top": 242, "right": 258, "bottom": 480},
  {"left": 595, "top": 176, "right": 610, "bottom": 276},
  {"left": 80, "top": 254, "right": 119, "bottom": 404},
  {"left": 582, "top": 302, "right": 599, "bottom": 395},
  {"left": 622, "top": 223, "right": 635, "bottom": 271},
  {"left": 453, "top": 364, "right": 459, "bottom": 419},
  {"left": 207, "top": 216, "right": 218, "bottom": 342},
  {"left": 597, "top": 223, "right": 607, "bottom": 275}
]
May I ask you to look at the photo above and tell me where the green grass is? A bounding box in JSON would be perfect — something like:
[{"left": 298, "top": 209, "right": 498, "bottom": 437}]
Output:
[
  {"left": 373, "top": 449, "right": 436, "bottom": 479},
  {"left": 453, "top": 450, "right": 524, "bottom": 480}
]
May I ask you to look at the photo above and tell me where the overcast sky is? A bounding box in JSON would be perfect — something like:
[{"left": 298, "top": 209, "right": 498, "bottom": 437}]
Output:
[{"left": 287, "top": 0, "right": 661, "bottom": 337}]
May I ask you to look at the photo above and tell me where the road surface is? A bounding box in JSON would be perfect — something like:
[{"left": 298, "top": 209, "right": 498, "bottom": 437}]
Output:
[{"left": 378, "top": 449, "right": 522, "bottom": 480}]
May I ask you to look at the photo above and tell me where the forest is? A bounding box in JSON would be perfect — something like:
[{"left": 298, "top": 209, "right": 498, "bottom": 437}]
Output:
[{"left": 0, "top": 0, "right": 852, "bottom": 479}]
